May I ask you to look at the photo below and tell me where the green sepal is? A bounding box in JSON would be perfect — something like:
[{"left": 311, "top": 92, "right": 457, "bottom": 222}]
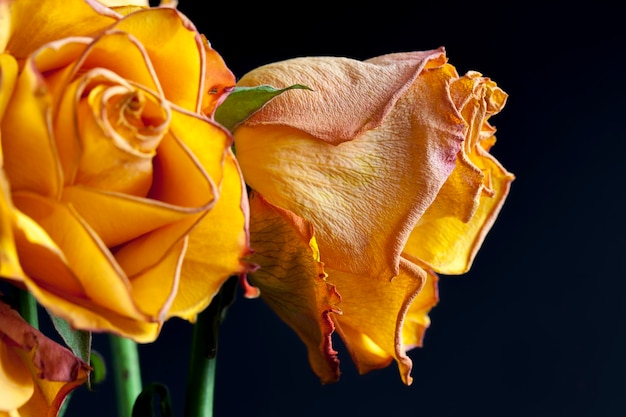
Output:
[
  {"left": 214, "top": 84, "right": 311, "bottom": 132},
  {"left": 132, "top": 383, "right": 173, "bottom": 417}
]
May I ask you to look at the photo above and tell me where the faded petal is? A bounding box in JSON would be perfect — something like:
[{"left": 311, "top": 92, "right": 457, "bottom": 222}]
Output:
[
  {"left": 0, "top": 301, "right": 90, "bottom": 415},
  {"left": 404, "top": 73, "right": 514, "bottom": 274},
  {"left": 329, "top": 258, "right": 426, "bottom": 385},
  {"left": 237, "top": 49, "right": 447, "bottom": 144},
  {"left": 235, "top": 57, "right": 464, "bottom": 280},
  {"left": 246, "top": 192, "right": 342, "bottom": 383},
  {"left": 402, "top": 268, "right": 439, "bottom": 351}
]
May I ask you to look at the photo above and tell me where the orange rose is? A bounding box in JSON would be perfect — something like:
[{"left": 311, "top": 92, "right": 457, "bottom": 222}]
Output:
[
  {"left": 0, "top": 0, "right": 250, "bottom": 342},
  {"left": 0, "top": 300, "right": 90, "bottom": 417},
  {"left": 234, "top": 48, "right": 513, "bottom": 384}
]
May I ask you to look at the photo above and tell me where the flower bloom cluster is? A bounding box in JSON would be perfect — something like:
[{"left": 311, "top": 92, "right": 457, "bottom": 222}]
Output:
[{"left": 0, "top": 0, "right": 513, "bottom": 414}]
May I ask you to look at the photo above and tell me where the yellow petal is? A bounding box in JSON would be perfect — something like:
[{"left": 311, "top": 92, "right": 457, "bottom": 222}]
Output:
[
  {"left": 129, "top": 237, "right": 185, "bottom": 320},
  {"left": 62, "top": 186, "right": 199, "bottom": 248},
  {"left": 97, "top": 0, "right": 149, "bottom": 7},
  {"left": 404, "top": 73, "right": 514, "bottom": 274},
  {"left": 200, "top": 35, "right": 236, "bottom": 117},
  {"left": 1, "top": 0, "right": 119, "bottom": 59},
  {"left": 0, "top": 171, "right": 25, "bottom": 280},
  {"left": 0, "top": 342, "right": 33, "bottom": 412},
  {"left": 77, "top": 31, "right": 162, "bottom": 97},
  {"left": 0, "top": 53, "right": 17, "bottom": 126},
  {"left": 329, "top": 257, "right": 426, "bottom": 385},
  {"left": 111, "top": 7, "right": 234, "bottom": 112},
  {"left": 402, "top": 269, "right": 439, "bottom": 350},
  {"left": 245, "top": 192, "right": 342, "bottom": 383},
  {"left": 12, "top": 192, "right": 147, "bottom": 322},
  {"left": 1, "top": 56, "right": 61, "bottom": 197},
  {"left": 170, "top": 151, "right": 252, "bottom": 320},
  {"left": 150, "top": 107, "right": 228, "bottom": 207},
  {"left": 235, "top": 60, "right": 464, "bottom": 280}
]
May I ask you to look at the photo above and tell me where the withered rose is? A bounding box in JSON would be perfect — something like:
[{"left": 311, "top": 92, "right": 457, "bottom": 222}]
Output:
[
  {"left": 234, "top": 48, "right": 513, "bottom": 384},
  {"left": 0, "top": 0, "right": 251, "bottom": 342}
]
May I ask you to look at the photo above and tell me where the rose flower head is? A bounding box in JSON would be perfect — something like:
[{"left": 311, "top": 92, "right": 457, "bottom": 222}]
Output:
[
  {"left": 233, "top": 48, "right": 514, "bottom": 384},
  {"left": 0, "top": 0, "right": 251, "bottom": 342},
  {"left": 0, "top": 300, "right": 90, "bottom": 417}
]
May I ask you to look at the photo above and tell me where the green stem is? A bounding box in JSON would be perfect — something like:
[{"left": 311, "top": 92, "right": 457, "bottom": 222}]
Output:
[
  {"left": 109, "top": 335, "right": 142, "bottom": 417},
  {"left": 17, "top": 288, "right": 39, "bottom": 329},
  {"left": 184, "top": 276, "right": 238, "bottom": 417},
  {"left": 184, "top": 308, "right": 217, "bottom": 417}
]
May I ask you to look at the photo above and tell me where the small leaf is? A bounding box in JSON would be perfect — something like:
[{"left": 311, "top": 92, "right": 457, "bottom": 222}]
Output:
[
  {"left": 132, "top": 383, "right": 173, "bottom": 417},
  {"left": 47, "top": 310, "right": 91, "bottom": 363},
  {"left": 47, "top": 310, "right": 92, "bottom": 386},
  {"left": 215, "top": 84, "right": 311, "bottom": 132}
]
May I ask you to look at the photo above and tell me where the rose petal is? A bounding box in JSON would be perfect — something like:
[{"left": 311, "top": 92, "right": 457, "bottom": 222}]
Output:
[
  {"left": 405, "top": 151, "right": 514, "bottom": 274},
  {"left": 0, "top": 171, "right": 25, "bottom": 280},
  {"left": 329, "top": 257, "right": 427, "bottom": 386},
  {"left": 404, "top": 73, "right": 514, "bottom": 274},
  {"left": 129, "top": 237, "right": 185, "bottom": 320},
  {"left": 1, "top": 0, "right": 119, "bottom": 59},
  {"left": 237, "top": 49, "right": 447, "bottom": 144},
  {"left": 235, "top": 60, "right": 464, "bottom": 279},
  {"left": 0, "top": 340, "right": 34, "bottom": 411},
  {"left": 0, "top": 53, "right": 17, "bottom": 124},
  {"left": 246, "top": 192, "right": 342, "bottom": 383},
  {"left": 111, "top": 7, "right": 235, "bottom": 113},
  {"left": 401, "top": 268, "right": 439, "bottom": 350},
  {"left": 77, "top": 31, "right": 162, "bottom": 97},
  {"left": 1, "top": 56, "right": 61, "bottom": 197},
  {"left": 170, "top": 150, "right": 252, "bottom": 320},
  {"left": 0, "top": 301, "right": 90, "bottom": 414},
  {"left": 149, "top": 107, "right": 229, "bottom": 207},
  {"left": 62, "top": 186, "right": 201, "bottom": 248},
  {"left": 12, "top": 192, "right": 148, "bottom": 321}
]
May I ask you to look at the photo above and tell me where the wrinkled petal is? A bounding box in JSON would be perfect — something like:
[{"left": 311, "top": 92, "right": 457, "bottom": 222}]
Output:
[
  {"left": 0, "top": 301, "right": 90, "bottom": 415},
  {"left": 235, "top": 59, "right": 464, "bottom": 280},
  {"left": 237, "top": 49, "right": 447, "bottom": 144},
  {"left": 329, "top": 258, "right": 426, "bottom": 385},
  {"left": 171, "top": 150, "right": 252, "bottom": 320},
  {"left": 246, "top": 192, "right": 342, "bottom": 383},
  {"left": 1, "top": 0, "right": 119, "bottom": 58},
  {"left": 402, "top": 268, "right": 439, "bottom": 351},
  {"left": 404, "top": 73, "right": 514, "bottom": 274}
]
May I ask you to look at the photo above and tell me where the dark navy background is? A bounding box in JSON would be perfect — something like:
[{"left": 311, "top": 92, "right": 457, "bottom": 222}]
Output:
[{"left": 65, "top": 1, "right": 626, "bottom": 416}]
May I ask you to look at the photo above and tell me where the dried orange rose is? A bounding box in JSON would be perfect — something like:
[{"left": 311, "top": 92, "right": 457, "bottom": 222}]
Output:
[
  {"left": 234, "top": 48, "right": 513, "bottom": 384},
  {"left": 0, "top": 0, "right": 250, "bottom": 342}
]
